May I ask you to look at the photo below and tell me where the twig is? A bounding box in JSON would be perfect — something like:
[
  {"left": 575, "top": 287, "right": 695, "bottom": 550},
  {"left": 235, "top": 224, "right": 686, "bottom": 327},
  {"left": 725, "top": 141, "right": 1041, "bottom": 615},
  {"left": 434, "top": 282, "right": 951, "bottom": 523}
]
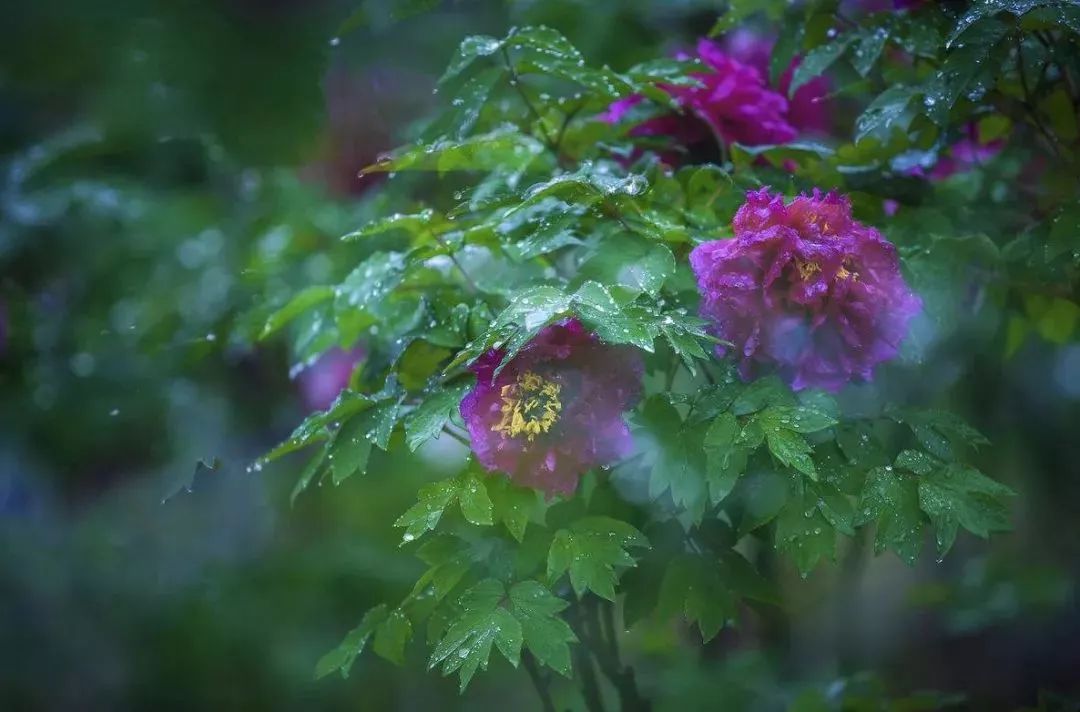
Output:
[
  {"left": 522, "top": 652, "right": 557, "bottom": 712},
  {"left": 583, "top": 597, "right": 651, "bottom": 712},
  {"left": 501, "top": 47, "right": 558, "bottom": 153},
  {"left": 431, "top": 233, "right": 479, "bottom": 293},
  {"left": 440, "top": 426, "right": 470, "bottom": 446},
  {"left": 567, "top": 601, "right": 607, "bottom": 712}
]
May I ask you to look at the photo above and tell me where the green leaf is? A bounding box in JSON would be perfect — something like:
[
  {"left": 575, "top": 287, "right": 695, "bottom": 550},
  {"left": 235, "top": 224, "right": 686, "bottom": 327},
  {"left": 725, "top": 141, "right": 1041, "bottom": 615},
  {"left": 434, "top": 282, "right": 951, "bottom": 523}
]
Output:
[
  {"left": 856, "top": 467, "right": 924, "bottom": 565},
  {"left": 572, "top": 281, "right": 660, "bottom": 351},
  {"left": 789, "top": 38, "right": 853, "bottom": 96},
  {"left": 852, "top": 27, "right": 889, "bottom": 77},
  {"left": 342, "top": 209, "right": 439, "bottom": 242},
  {"left": 734, "top": 471, "right": 790, "bottom": 536},
  {"left": 429, "top": 579, "right": 522, "bottom": 692},
  {"left": 362, "top": 129, "right": 546, "bottom": 174},
  {"left": 315, "top": 605, "right": 389, "bottom": 679},
  {"left": 373, "top": 609, "right": 413, "bottom": 665},
  {"left": 775, "top": 487, "right": 837, "bottom": 576},
  {"left": 330, "top": 414, "right": 375, "bottom": 484},
  {"left": 458, "top": 471, "right": 494, "bottom": 526},
  {"left": 759, "top": 416, "right": 818, "bottom": 479},
  {"left": 856, "top": 85, "right": 919, "bottom": 142},
  {"left": 508, "top": 581, "right": 577, "bottom": 676},
  {"left": 658, "top": 553, "right": 734, "bottom": 641},
  {"left": 547, "top": 517, "right": 649, "bottom": 600},
  {"left": 404, "top": 379, "right": 474, "bottom": 451},
  {"left": 261, "top": 286, "right": 335, "bottom": 339},
  {"left": 577, "top": 236, "right": 675, "bottom": 297},
  {"left": 760, "top": 405, "right": 838, "bottom": 434},
  {"left": 732, "top": 376, "right": 793, "bottom": 415},
  {"left": 895, "top": 449, "right": 939, "bottom": 476},
  {"left": 917, "top": 464, "right": 1015, "bottom": 557},
  {"left": 923, "top": 18, "right": 1009, "bottom": 125},
  {"left": 636, "top": 396, "right": 707, "bottom": 519},
  {"left": 395, "top": 470, "right": 494, "bottom": 544},
  {"left": 440, "top": 35, "right": 504, "bottom": 85},
  {"left": 290, "top": 444, "right": 328, "bottom": 505},
  {"left": 263, "top": 390, "right": 374, "bottom": 462},
  {"left": 488, "top": 477, "right": 540, "bottom": 542},
  {"left": 703, "top": 412, "right": 747, "bottom": 504}
]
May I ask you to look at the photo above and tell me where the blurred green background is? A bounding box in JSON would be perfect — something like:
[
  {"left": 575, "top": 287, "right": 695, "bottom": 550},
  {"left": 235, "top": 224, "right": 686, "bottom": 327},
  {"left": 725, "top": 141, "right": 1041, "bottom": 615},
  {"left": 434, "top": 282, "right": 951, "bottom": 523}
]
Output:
[{"left": 1, "top": 1, "right": 1078, "bottom": 709}]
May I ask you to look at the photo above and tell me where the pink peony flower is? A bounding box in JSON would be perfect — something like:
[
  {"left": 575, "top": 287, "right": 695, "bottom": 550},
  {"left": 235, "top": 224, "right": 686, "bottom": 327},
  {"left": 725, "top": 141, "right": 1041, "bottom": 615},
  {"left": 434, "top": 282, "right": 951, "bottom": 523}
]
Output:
[
  {"left": 690, "top": 188, "right": 922, "bottom": 391},
  {"left": 723, "top": 29, "right": 832, "bottom": 136},
  {"left": 459, "top": 319, "right": 643, "bottom": 497},
  {"left": 603, "top": 39, "right": 797, "bottom": 155},
  {"left": 296, "top": 346, "right": 365, "bottom": 412}
]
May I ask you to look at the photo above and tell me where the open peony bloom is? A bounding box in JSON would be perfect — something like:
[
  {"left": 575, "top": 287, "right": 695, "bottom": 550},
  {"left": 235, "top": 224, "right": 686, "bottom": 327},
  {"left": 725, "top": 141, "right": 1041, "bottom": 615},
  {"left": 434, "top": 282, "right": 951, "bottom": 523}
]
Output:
[
  {"left": 690, "top": 188, "right": 922, "bottom": 391},
  {"left": 603, "top": 38, "right": 797, "bottom": 155},
  {"left": 460, "top": 319, "right": 643, "bottom": 497},
  {"left": 722, "top": 29, "right": 831, "bottom": 136}
]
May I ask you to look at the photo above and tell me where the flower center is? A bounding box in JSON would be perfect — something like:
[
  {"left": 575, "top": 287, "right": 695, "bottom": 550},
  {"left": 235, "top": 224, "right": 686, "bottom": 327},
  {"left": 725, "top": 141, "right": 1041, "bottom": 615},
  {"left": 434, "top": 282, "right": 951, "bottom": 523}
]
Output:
[
  {"left": 492, "top": 371, "right": 562, "bottom": 441},
  {"left": 796, "top": 259, "right": 821, "bottom": 281}
]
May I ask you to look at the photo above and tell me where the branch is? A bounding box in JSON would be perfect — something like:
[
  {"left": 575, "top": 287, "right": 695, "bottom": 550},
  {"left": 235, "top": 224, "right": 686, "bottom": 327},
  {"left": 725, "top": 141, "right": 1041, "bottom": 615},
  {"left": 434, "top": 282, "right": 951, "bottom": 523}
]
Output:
[
  {"left": 583, "top": 597, "right": 651, "bottom": 712},
  {"left": 566, "top": 601, "right": 607, "bottom": 712},
  {"left": 522, "top": 652, "right": 557, "bottom": 712}
]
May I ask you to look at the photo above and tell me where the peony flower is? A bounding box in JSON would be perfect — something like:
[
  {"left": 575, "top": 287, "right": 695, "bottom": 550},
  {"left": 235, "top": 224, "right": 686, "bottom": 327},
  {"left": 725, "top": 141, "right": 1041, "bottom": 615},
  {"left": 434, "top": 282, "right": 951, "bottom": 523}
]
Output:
[
  {"left": 603, "top": 38, "right": 797, "bottom": 156},
  {"left": 460, "top": 319, "right": 643, "bottom": 496},
  {"left": 296, "top": 346, "right": 365, "bottom": 411},
  {"left": 690, "top": 188, "right": 921, "bottom": 391},
  {"left": 722, "top": 29, "right": 832, "bottom": 136}
]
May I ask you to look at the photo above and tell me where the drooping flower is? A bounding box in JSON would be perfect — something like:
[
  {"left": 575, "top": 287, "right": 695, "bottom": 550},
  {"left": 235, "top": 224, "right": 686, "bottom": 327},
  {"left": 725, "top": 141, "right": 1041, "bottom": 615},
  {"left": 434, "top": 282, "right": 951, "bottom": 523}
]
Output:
[
  {"left": 603, "top": 38, "right": 797, "bottom": 157},
  {"left": 296, "top": 346, "right": 365, "bottom": 411},
  {"left": 460, "top": 319, "right": 644, "bottom": 496},
  {"left": 722, "top": 29, "right": 832, "bottom": 136},
  {"left": 690, "top": 188, "right": 921, "bottom": 391}
]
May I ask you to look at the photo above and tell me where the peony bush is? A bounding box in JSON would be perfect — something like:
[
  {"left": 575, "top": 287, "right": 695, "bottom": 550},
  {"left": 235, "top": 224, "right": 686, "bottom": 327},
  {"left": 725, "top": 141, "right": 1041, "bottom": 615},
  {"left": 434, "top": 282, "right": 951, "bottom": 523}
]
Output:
[{"left": 253, "top": 1, "right": 1080, "bottom": 707}]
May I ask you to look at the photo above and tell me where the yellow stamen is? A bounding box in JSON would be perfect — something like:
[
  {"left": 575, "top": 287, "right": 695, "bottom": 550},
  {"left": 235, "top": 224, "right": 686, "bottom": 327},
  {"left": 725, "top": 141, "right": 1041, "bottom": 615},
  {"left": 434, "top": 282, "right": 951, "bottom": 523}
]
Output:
[
  {"left": 492, "top": 370, "right": 562, "bottom": 441},
  {"left": 796, "top": 260, "right": 821, "bottom": 281}
]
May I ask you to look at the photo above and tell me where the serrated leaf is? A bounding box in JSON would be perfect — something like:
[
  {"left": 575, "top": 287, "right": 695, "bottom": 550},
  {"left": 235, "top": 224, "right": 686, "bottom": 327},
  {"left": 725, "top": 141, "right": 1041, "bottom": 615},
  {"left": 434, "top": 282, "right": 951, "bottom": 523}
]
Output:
[
  {"left": 373, "top": 609, "right": 413, "bottom": 665},
  {"left": 261, "top": 286, "right": 335, "bottom": 339},
  {"left": 761, "top": 421, "right": 817, "bottom": 479},
  {"left": 572, "top": 281, "right": 659, "bottom": 351},
  {"left": 732, "top": 376, "right": 794, "bottom": 415},
  {"left": 263, "top": 390, "right": 374, "bottom": 462},
  {"left": 315, "top": 605, "right": 389, "bottom": 679},
  {"left": 291, "top": 444, "right": 328, "bottom": 505},
  {"left": 775, "top": 487, "right": 837, "bottom": 576},
  {"left": 852, "top": 27, "right": 889, "bottom": 77},
  {"left": 395, "top": 470, "right": 493, "bottom": 544},
  {"left": 856, "top": 85, "right": 919, "bottom": 142},
  {"left": 547, "top": 517, "right": 649, "bottom": 600},
  {"left": 342, "top": 210, "right": 438, "bottom": 241},
  {"left": 703, "top": 412, "right": 747, "bottom": 504},
  {"left": 895, "top": 449, "right": 939, "bottom": 475},
  {"left": 856, "top": 467, "right": 924, "bottom": 565},
  {"left": 789, "top": 38, "right": 853, "bottom": 96},
  {"left": 508, "top": 581, "right": 576, "bottom": 676},
  {"left": 458, "top": 471, "right": 494, "bottom": 526},
  {"left": 659, "top": 553, "right": 734, "bottom": 641},
  {"left": 488, "top": 477, "right": 539, "bottom": 542},
  {"left": 918, "top": 464, "right": 1015, "bottom": 557},
  {"left": 429, "top": 579, "right": 522, "bottom": 692},
  {"left": 923, "top": 18, "right": 1009, "bottom": 125},
  {"left": 362, "top": 129, "right": 546, "bottom": 175},
  {"left": 636, "top": 396, "right": 707, "bottom": 518},
  {"left": 577, "top": 236, "right": 675, "bottom": 297},
  {"left": 404, "top": 379, "right": 474, "bottom": 451}
]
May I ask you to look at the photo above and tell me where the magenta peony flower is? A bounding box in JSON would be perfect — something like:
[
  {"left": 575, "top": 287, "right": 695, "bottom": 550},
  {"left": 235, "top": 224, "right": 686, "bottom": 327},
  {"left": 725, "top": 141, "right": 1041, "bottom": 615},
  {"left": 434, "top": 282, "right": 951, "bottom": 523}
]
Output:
[
  {"left": 722, "top": 29, "right": 832, "bottom": 136},
  {"left": 460, "top": 319, "right": 643, "bottom": 497},
  {"left": 603, "top": 38, "right": 797, "bottom": 153},
  {"left": 296, "top": 346, "right": 365, "bottom": 411},
  {"left": 690, "top": 188, "right": 921, "bottom": 391}
]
